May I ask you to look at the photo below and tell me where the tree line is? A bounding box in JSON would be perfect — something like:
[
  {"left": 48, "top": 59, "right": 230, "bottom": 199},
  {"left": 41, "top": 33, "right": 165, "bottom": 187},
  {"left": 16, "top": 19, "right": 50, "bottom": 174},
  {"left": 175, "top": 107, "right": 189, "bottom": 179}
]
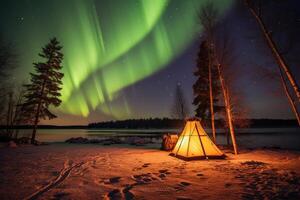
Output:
[{"left": 89, "top": 118, "right": 297, "bottom": 129}]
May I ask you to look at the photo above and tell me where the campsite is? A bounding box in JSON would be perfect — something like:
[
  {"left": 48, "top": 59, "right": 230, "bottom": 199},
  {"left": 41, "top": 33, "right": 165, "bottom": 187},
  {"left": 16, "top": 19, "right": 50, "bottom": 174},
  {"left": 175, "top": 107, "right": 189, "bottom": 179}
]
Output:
[
  {"left": 1, "top": 119, "right": 299, "bottom": 199},
  {"left": 0, "top": 0, "right": 300, "bottom": 199}
]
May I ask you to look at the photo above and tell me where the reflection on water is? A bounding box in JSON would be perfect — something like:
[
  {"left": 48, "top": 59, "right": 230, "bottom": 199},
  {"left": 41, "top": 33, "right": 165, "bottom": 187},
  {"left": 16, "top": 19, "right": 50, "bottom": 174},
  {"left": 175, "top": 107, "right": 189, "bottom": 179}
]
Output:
[{"left": 16, "top": 128, "right": 300, "bottom": 150}]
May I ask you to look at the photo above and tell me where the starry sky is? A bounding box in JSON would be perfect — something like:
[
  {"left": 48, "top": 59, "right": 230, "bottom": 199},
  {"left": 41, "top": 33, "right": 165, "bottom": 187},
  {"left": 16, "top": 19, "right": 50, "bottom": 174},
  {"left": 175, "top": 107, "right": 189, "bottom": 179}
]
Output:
[{"left": 0, "top": 0, "right": 299, "bottom": 125}]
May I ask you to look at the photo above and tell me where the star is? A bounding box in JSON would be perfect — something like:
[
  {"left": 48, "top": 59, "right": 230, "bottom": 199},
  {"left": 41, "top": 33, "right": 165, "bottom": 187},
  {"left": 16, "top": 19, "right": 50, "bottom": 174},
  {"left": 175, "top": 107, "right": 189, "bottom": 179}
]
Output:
[{"left": 18, "top": 17, "right": 24, "bottom": 23}]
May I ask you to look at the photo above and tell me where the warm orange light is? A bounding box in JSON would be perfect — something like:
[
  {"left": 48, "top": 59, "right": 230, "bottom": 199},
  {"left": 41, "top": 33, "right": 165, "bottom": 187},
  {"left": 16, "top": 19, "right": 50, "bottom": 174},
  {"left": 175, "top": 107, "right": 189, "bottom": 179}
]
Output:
[{"left": 172, "top": 120, "right": 224, "bottom": 159}]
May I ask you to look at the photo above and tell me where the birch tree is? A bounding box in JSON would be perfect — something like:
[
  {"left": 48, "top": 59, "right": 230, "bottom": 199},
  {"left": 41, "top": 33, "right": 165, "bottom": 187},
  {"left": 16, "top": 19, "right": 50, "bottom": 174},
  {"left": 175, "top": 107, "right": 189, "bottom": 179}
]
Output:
[
  {"left": 244, "top": 0, "right": 300, "bottom": 126},
  {"left": 198, "top": 2, "right": 220, "bottom": 143},
  {"left": 259, "top": 66, "right": 300, "bottom": 126},
  {"left": 244, "top": 0, "right": 300, "bottom": 102},
  {"left": 214, "top": 26, "right": 240, "bottom": 155},
  {"left": 199, "top": 2, "right": 241, "bottom": 154}
]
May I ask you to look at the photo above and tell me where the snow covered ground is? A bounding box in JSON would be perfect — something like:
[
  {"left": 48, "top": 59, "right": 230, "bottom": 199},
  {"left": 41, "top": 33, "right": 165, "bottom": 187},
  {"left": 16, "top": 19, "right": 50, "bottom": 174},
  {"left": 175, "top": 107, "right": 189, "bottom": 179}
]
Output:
[{"left": 0, "top": 143, "right": 299, "bottom": 200}]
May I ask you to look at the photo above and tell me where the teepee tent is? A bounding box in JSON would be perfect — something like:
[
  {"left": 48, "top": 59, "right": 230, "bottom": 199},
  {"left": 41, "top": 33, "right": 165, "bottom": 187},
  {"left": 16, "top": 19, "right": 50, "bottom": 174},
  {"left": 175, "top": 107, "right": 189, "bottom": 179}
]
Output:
[{"left": 171, "top": 119, "right": 225, "bottom": 160}]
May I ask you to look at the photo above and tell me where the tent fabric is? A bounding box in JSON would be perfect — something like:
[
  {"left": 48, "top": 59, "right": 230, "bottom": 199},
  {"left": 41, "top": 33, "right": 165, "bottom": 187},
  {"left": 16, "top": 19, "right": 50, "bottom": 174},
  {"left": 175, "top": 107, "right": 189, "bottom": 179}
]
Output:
[{"left": 171, "top": 120, "right": 225, "bottom": 160}]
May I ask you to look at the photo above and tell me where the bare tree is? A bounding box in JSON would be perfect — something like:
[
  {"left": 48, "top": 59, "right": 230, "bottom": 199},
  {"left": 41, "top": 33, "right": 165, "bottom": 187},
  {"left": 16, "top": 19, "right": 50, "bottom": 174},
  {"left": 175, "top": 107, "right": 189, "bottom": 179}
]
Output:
[
  {"left": 0, "top": 35, "right": 16, "bottom": 90},
  {"left": 198, "top": 2, "right": 241, "bottom": 154},
  {"left": 6, "top": 92, "right": 14, "bottom": 137},
  {"left": 198, "top": 2, "right": 219, "bottom": 143},
  {"left": 278, "top": 68, "right": 300, "bottom": 125},
  {"left": 12, "top": 87, "right": 28, "bottom": 139},
  {"left": 0, "top": 35, "right": 17, "bottom": 138},
  {"left": 237, "top": 0, "right": 299, "bottom": 126},
  {"left": 0, "top": 85, "right": 27, "bottom": 139},
  {"left": 171, "top": 83, "right": 190, "bottom": 121},
  {"left": 214, "top": 25, "right": 240, "bottom": 155},
  {"left": 259, "top": 66, "right": 300, "bottom": 126},
  {"left": 244, "top": 0, "right": 300, "bottom": 102}
]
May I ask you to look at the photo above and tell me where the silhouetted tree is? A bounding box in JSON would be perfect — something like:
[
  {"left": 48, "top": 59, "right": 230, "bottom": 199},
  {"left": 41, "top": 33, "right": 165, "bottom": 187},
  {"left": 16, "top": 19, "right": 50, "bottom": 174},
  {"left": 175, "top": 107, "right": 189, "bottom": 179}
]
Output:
[
  {"left": 197, "top": 2, "right": 222, "bottom": 143},
  {"left": 214, "top": 25, "right": 241, "bottom": 154},
  {"left": 171, "top": 83, "right": 190, "bottom": 120},
  {"left": 0, "top": 35, "right": 17, "bottom": 138},
  {"left": 0, "top": 36, "right": 15, "bottom": 86},
  {"left": 1, "top": 87, "right": 27, "bottom": 138},
  {"left": 193, "top": 40, "right": 221, "bottom": 125},
  {"left": 22, "top": 38, "right": 64, "bottom": 144},
  {"left": 198, "top": 2, "right": 240, "bottom": 153}
]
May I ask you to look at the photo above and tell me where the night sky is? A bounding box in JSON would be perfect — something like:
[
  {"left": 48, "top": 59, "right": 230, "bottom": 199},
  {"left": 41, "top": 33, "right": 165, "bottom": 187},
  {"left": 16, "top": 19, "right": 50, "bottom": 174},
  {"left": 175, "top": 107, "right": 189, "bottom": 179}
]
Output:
[{"left": 0, "top": 0, "right": 299, "bottom": 125}]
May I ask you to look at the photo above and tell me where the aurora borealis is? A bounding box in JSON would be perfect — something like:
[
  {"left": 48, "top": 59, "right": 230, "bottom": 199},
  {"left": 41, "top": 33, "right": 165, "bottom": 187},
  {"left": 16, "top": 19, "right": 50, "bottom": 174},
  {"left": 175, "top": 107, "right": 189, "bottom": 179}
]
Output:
[
  {"left": 1, "top": 0, "right": 232, "bottom": 122},
  {"left": 55, "top": 0, "right": 230, "bottom": 118},
  {"left": 1, "top": 0, "right": 298, "bottom": 125}
]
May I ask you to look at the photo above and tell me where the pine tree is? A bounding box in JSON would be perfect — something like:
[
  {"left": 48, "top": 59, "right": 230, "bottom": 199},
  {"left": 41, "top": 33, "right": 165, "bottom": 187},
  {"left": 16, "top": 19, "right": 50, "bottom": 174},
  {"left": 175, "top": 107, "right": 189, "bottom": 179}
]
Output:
[
  {"left": 22, "top": 38, "right": 64, "bottom": 144},
  {"left": 193, "top": 40, "right": 221, "bottom": 120}
]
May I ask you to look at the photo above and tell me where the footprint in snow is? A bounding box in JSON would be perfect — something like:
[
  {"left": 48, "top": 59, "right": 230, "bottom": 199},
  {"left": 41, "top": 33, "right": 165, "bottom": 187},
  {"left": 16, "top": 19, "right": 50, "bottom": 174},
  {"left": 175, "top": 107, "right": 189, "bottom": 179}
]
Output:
[
  {"left": 142, "top": 163, "right": 151, "bottom": 168},
  {"left": 106, "top": 185, "right": 135, "bottom": 200},
  {"left": 104, "top": 177, "right": 122, "bottom": 184},
  {"left": 158, "top": 169, "right": 171, "bottom": 179},
  {"left": 174, "top": 181, "right": 191, "bottom": 191},
  {"left": 106, "top": 189, "right": 122, "bottom": 200},
  {"left": 180, "top": 181, "right": 191, "bottom": 186},
  {"left": 132, "top": 173, "right": 157, "bottom": 184},
  {"left": 122, "top": 185, "right": 135, "bottom": 200}
]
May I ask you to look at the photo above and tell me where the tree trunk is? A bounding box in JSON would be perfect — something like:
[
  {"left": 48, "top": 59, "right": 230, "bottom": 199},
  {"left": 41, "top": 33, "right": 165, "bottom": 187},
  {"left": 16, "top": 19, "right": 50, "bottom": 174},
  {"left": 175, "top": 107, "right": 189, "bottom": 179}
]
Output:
[
  {"left": 245, "top": 0, "right": 300, "bottom": 102},
  {"left": 12, "top": 102, "right": 20, "bottom": 139},
  {"left": 31, "top": 81, "right": 46, "bottom": 144},
  {"left": 208, "top": 46, "right": 216, "bottom": 143},
  {"left": 31, "top": 102, "right": 41, "bottom": 144},
  {"left": 279, "top": 68, "right": 300, "bottom": 126},
  {"left": 226, "top": 132, "right": 230, "bottom": 146},
  {"left": 6, "top": 92, "right": 13, "bottom": 138},
  {"left": 6, "top": 94, "right": 10, "bottom": 135},
  {"left": 217, "top": 64, "right": 238, "bottom": 155}
]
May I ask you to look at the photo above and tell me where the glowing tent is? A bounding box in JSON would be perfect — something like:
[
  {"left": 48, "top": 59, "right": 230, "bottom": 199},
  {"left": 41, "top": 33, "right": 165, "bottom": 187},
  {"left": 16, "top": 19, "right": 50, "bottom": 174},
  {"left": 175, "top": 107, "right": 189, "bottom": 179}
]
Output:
[{"left": 171, "top": 119, "right": 225, "bottom": 160}]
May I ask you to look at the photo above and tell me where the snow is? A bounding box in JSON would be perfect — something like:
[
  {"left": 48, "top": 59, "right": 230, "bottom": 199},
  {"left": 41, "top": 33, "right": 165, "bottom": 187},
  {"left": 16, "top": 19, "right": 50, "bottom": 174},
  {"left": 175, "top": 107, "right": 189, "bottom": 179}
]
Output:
[{"left": 0, "top": 143, "right": 299, "bottom": 199}]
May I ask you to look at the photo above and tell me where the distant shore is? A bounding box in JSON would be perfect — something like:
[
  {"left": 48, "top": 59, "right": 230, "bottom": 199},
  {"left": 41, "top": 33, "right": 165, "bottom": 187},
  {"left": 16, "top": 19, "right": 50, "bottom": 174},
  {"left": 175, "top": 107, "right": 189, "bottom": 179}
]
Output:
[{"left": 1, "top": 118, "right": 298, "bottom": 130}]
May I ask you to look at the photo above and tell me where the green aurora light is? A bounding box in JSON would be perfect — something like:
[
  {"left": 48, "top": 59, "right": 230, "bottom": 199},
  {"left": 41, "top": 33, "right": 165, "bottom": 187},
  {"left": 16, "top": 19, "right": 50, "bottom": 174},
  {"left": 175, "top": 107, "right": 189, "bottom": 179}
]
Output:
[{"left": 10, "top": 0, "right": 233, "bottom": 119}]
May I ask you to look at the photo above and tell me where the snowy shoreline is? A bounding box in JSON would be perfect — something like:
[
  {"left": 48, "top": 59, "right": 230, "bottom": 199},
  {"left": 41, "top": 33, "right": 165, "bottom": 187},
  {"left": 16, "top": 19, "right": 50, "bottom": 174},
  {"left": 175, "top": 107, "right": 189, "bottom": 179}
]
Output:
[{"left": 0, "top": 143, "right": 300, "bottom": 199}]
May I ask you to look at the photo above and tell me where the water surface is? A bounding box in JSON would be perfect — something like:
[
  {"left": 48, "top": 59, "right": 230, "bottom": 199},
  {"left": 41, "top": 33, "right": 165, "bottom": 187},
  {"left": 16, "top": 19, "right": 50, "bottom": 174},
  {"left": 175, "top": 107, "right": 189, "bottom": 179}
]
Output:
[{"left": 16, "top": 128, "right": 300, "bottom": 150}]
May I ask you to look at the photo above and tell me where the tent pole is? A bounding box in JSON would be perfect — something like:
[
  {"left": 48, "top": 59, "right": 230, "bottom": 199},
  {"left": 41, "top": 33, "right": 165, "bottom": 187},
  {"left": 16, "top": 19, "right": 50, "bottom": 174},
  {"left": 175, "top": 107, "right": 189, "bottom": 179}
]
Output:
[
  {"left": 187, "top": 123, "right": 195, "bottom": 157},
  {"left": 196, "top": 125, "right": 207, "bottom": 158},
  {"left": 175, "top": 126, "right": 186, "bottom": 155}
]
